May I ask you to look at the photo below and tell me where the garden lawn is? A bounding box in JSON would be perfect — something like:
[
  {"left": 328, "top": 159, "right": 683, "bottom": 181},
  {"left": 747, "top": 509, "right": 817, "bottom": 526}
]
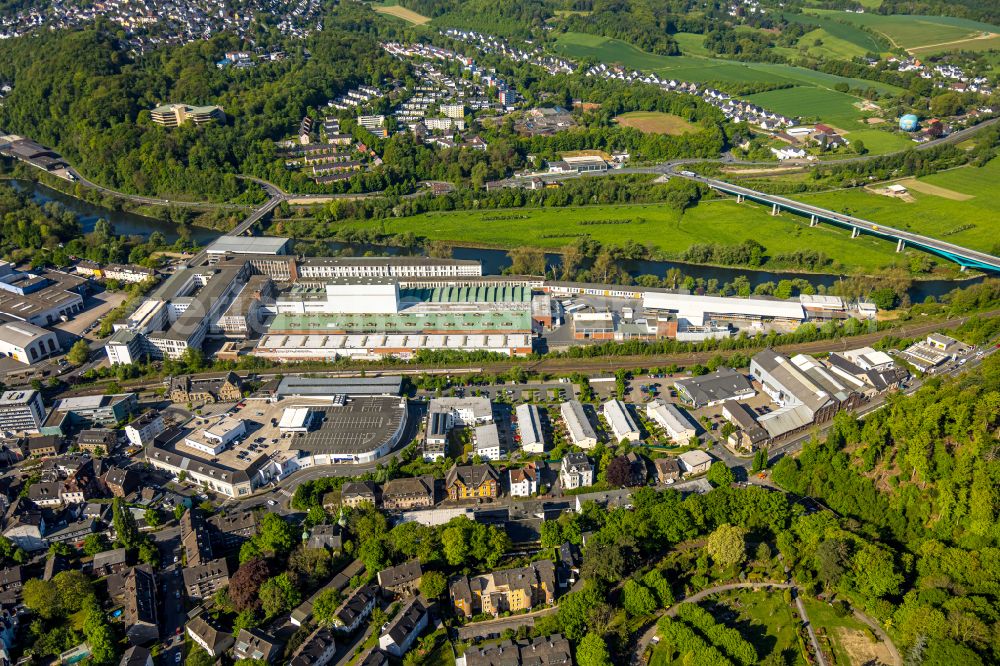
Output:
[
  {"left": 842, "top": 128, "right": 913, "bottom": 154},
  {"left": 801, "top": 598, "right": 877, "bottom": 666},
  {"left": 324, "top": 199, "right": 902, "bottom": 271},
  {"left": 799, "top": 158, "right": 1000, "bottom": 254}
]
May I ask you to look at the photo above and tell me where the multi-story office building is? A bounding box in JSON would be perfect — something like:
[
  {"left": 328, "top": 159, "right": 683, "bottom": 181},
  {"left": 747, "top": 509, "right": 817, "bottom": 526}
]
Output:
[
  {"left": 0, "top": 390, "right": 46, "bottom": 433},
  {"left": 151, "top": 104, "right": 224, "bottom": 127}
]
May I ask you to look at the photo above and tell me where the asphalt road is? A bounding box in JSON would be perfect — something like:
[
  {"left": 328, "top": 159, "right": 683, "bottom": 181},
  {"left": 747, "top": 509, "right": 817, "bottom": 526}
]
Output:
[{"left": 152, "top": 526, "right": 187, "bottom": 666}]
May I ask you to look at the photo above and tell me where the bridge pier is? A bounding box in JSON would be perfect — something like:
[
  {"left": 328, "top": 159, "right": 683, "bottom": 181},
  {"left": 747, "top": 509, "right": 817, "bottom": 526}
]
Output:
[
  {"left": 851, "top": 227, "right": 860, "bottom": 238},
  {"left": 736, "top": 194, "right": 744, "bottom": 203},
  {"left": 771, "top": 203, "right": 779, "bottom": 216},
  {"left": 896, "top": 239, "right": 905, "bottom": 252},
  {"left": 809, "top": 215, "right": 818, "bottom": 227},
  {"left": 960, "top": 265, "right": 967, "bottom": 273}
]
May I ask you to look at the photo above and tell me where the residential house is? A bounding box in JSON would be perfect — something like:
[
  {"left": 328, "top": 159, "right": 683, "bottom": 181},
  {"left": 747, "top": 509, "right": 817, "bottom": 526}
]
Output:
[
  {"left": 182, "top": 558, "right": 231, "bottom": 599},
  {"left": 450, "top": 560, "right": 556, "bottom": 618},
  {"left": 559, "top": 453, "right": 593, "bottom": 490},
  {"left": 290, "top": 627, "right": 337, "bottom": 666},
  {"left": 104, "top": 466, "right": 140, "bottom": 498},
  {"left": 233, "top": 628, "right": 282, "bottom": 664},
  {"left": 180, "top": 509, "right": 213, "bottom": 567},
  {"left": 306, "top": 525, "right": 342, "bottom": 551},
  {"left": 378, "top": 596, "right": 428, "bottom": 657},
  {"left": 377, "top": 560, "right": 422, "bottom": 597},
  {"left": 508, "top": 463, "right": 539, "bottom": 498},
  {"left": 206, "top": 511, "right": 258, "bottom": 554},
  {"left": 0, "top": 567, "right": 22, "bottom": 593},
  {"left": 646, "top": 401, "right": 698, "bottom": 444},
  {"left": 341, "top": 481, "right": 378, "bottom": 508},
  {"left": 2, "top": 498, "right": 46, "bottom": 551},
  {"left": 473, "top": 423, "right": 502, "bottom": 461},
  {"left": 124, "top": 566, "right": 159, "bottom": 645},
  {"left": 559, "top": 401, "right": 598, "bottom": 449},
  {"left": 124, "top": 412, "right": 166, "bottom": 447},
  {"left": 27, "top": 436, "right": 61, "bottom": 457},
  {"left": 77, "top": 429, "right": 117, "bottom": 456},
  {"left": 381, "top": 476, "right": 435, "bottom": 510},
  {"left": 602, "top": 399, "right": 641, "bottom": 443},
  {"left": 721, "top": 401, "right": 770, "bottom": 451},
  {"left": 514, "top": 403, "right": 546, "bottom": 454},
  {"left": 653, "top": 458, "right": 681, "bottom": 483},
  {"left": 186, "top": 614, "right": 234, "bottom": 657},
  {"left": 332, "top": 585, "right": 379, "bottom": 633},
  {"left": 445, "top": 464, "right": 499, "bottom": 501},
  {"left": 119, "top": 646, "right": 153, "bottom": 666},
  {"left": 27, "top": 481, "right": 63, "bottom": 507},
  {"left": 678, "top": 450, "right": 713, "bottom": 475},
  {"left": 169, "top": 372, "right": 243, "bottom": 404},
  {"left": 358, "top": 648, "right": 388, "bottom": 666},
  {"left": 623, "top": 452, "right": 648, "bottom": 486},
  {"left": 45, "top": 517, "right": 95, "bottom": 545},
  {"left": 92, "top": 548, "right": 129, "bottom": 577},
  {"left": 457, "top": 635, "right": 572, "bottom": 666}
]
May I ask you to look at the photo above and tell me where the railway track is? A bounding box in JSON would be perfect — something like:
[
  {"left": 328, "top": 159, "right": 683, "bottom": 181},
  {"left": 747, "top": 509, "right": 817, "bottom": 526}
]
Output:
[{"left": 53, "top": 309, "right": 993, "bottom": 397}]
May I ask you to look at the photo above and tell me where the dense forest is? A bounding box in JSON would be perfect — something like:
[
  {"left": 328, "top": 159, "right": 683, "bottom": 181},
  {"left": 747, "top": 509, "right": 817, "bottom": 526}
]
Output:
[
  {"left": 878, "top": 0, "right": 1000, "bottom": 24},
  {"left": 0, "top": 8, "right": 410, "bottom": 201},
  {"left": 772, "top": 353, "right": 1000, "bottom": 664}
]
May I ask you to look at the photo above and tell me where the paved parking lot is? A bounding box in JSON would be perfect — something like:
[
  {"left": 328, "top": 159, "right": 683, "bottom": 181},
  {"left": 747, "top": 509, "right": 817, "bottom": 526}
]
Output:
[{"left": 54, "top": 290, "right": 127, "bottom": 339}]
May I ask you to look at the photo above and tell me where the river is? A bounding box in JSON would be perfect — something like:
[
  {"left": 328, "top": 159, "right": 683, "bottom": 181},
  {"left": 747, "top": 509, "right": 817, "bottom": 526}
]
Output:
[
  {"left": 9, "top": 180, "right": 980, "bottom": 303},
  {"left": 8, "top": 179, "right": 221, "bottom": 245}
]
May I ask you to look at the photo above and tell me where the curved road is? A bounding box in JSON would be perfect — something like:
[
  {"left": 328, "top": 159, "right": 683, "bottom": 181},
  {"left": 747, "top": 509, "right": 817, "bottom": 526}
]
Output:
[
  {"left": 36, "top": 114, "right": 1000, "bottom": 219},
  {"left": 66, "top": 168, "right": 253, "bottom": 210}
]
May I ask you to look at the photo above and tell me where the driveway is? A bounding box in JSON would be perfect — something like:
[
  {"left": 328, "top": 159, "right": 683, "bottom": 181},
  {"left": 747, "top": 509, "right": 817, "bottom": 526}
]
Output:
[{"left": 455, "top": 606, "right": 557, "bottom": 640}]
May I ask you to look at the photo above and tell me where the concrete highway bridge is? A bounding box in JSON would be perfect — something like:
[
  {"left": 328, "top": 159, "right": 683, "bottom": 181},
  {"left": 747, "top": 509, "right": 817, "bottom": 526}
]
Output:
[{"left": 681, "top": 173, "right": 1000, "bottom": 273}]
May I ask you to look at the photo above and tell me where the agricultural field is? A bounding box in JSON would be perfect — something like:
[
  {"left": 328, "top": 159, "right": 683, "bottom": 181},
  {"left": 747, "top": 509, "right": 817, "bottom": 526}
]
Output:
[
  {"left": 615, "top": 111, "right": 697, "bottom": 135},
  {"left": 782, "top": 11, "right": 887, "bottom": 55},
  {"left": 324, "top": 198, "right": 908, "bottom": 272},
  {"left": 744, "top": 88, "right": 909, "bottom": 153},
  {"left": 806, "top": 10, "right": 1000, "bottom": 55},
  {"left": 552, "top": 32, "right": 903, "bottom": 97},
  {"left": 371, "top": 1, "right": 430, "bottom": 24},
  {"left": 746, "top": 87, "right": 868, "bottom": 129},
  {"left": 798, "top": 158, "right": 1000, "bottom": 254}
]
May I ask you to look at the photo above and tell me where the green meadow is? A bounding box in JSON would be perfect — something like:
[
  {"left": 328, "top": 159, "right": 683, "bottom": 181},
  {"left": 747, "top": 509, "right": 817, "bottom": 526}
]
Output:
[
  {"left": 798, "top": 158, "right": 1000, "bottom": 254},
  {"left": 746, "top": 87, "right": 869, "bottom": 129},
  {"left": 782, "top": 10, "right": 886, "bottom": 55},
  {"left": 327, "top": 198, "right": 911, "bottom": 272},
  {"left": 553, "top": 32, "right": 902, "bottom": 97},
  {"left": 806, "top": 10, "right": 1000, "bottom": 54}
]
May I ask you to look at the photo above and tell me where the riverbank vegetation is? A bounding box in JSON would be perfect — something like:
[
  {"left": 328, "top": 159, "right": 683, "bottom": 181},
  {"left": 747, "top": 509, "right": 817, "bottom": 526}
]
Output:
[
  {"left": 274, "top": 186, "right": 960, "bottom": 278},
  {"left": 0, "top": 181, "right": 187, "bottom": 267}
]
